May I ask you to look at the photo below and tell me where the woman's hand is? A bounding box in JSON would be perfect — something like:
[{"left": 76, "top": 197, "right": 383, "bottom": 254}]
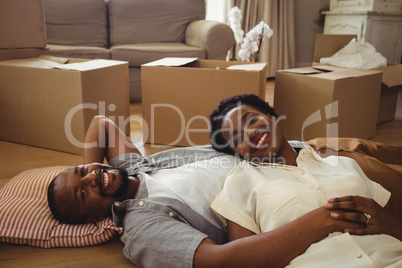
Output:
[{"left": 326, "top": 195, "right": 402, "bottom": 240}]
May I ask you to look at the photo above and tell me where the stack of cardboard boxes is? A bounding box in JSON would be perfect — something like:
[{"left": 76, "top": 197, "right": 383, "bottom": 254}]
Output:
[
  {"left": 274, "top": 34, "right": 402, "bottom": 141},
  {"left": 141, "top": 35, "right": 401, "bottom": 146},
  {"left": 0, "top": 0, "right": 130, "bottom": 155},
  {"left": 2, "top": 1, "right": 399, "bottom": 151}
]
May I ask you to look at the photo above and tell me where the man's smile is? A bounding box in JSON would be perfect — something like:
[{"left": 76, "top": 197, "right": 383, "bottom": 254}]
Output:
[{"left": 101, "top": 169, "right": 110, "bottom": 193}]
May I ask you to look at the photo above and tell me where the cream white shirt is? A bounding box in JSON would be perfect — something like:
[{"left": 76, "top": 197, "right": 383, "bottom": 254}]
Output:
[{"left": 211, "top": 147, "right": 402, "bottom": 267}]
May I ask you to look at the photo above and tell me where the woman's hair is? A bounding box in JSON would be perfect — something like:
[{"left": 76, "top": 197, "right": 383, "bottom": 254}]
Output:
[{"left": 209, "top": 93, "right": 277, "bottom": 155}]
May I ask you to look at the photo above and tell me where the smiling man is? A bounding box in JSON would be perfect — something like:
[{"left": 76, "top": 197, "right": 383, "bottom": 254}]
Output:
[{"left": 48, "top": 163, "right": 138, "bottom": 224}]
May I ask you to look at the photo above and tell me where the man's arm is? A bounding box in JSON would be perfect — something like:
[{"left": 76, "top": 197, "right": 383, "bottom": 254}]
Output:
[
  {"left": 83, "top": 115, "right": 141, "bottom": 164},
  {"left": 194, "top": 206, "right": 363, "bottom": 268}
]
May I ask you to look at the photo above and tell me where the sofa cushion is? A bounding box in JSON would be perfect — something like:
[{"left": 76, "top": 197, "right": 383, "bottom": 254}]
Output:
[
  {"left": 109, "top": 0, "right": 205, "bottom": 45},
  {"left": 47, "top": 44, "right": 111, "bottom": 60},
  {"left": 44, "top": 0, "right": 108, "bottom": 48},
  {"left": 110, "top": 43, "right": 205, "bottom": 67}
]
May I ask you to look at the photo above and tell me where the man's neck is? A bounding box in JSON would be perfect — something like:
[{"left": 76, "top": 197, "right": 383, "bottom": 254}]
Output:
[{"left": 126, "top": 176, "right": 140, "bottom": 199}]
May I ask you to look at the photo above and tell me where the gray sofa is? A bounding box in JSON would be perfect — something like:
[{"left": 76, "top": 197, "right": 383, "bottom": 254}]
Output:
[{"left": 44, "top": 0, "right": 235, "bottom": 102}]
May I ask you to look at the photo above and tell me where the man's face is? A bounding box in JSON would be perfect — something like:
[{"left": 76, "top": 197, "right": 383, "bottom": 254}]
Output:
[{"left": 52, "top": 163, "right": 131, "bottom": 223}]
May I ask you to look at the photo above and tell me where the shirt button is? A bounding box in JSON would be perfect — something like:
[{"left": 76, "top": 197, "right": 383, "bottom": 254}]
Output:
[
  {"left": 151, "top": 158, "right": 156, "bottom": 163},
  {"left": 355, "top": 252, "right": 363, "bottom": 258},
  {"left": 314, "top": 185, "right": 320, "bottom": 190},
  {"left": 169, "top": 212, "right": 174, "bottom": 217},
  {"left": 139, "top": 201, "right": 144, "bottom": 207}
]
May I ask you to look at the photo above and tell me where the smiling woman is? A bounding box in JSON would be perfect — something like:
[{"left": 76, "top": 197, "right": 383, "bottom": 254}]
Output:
[
  {"left": 209, "top": 93, "right": 402, "bottom": 267},
  {"left": 209, "top": 93, "right": 295, "bottom": 163},
  {"left": 220, "top": 105, "right": 289, "bottom": 163}
]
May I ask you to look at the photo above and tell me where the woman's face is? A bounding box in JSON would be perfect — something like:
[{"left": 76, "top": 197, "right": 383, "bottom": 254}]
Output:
[{"left": 220, "top": 105, "right": 285, "bottom": 162}]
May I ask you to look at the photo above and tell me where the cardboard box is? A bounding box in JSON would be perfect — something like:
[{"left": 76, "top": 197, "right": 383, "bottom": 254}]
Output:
[
  {"left": 142, "top": 57, "right": 267, "bottom": 146},
  {"left": 274, "top": 66, "right": 382, "bottom": 141},
  {"left": 0, "top": 0, "right": 47, "bottom": 49},
  {"left": 313, "top": 34, "right": 402, "bottom": 123},
  {"left": 0, "top": 56, "right": 130, "bottom": 155},
  {"left": 373, "top": 65, "right": 402, "bottom": 123},
  {"left": 0, "top": 0, "right": 131, "bottom": 155},
  {"left": 396, "top": 89, "right": 402, "bottom": 120}
]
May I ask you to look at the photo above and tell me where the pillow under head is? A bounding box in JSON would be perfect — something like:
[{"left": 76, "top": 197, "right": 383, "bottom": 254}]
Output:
[{"left": 0, "top": 166, "right": 122, "bottom": 248}]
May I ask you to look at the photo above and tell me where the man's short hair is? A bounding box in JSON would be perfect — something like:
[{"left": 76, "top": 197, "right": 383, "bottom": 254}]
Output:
[
  {"left": 209, "top": 93, "right": 277, "bottom": 155},
  {"left": 47, "top": 175, "right": 85, "bottom": 225}
]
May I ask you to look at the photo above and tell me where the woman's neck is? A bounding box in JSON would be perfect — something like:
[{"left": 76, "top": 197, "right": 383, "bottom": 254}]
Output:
[{"left": 276, "top": 141, "right": 298, "bottom": 166}]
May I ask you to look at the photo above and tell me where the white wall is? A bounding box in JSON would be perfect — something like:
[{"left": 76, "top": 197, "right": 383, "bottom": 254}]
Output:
[{"left": 294, "top": 0, "right": 330, "bottom": 67}]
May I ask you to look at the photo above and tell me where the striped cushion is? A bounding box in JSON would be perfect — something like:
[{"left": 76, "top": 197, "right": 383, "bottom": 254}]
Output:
[{"left": 0, "top": 166, "right": 123, "bottom": 248}]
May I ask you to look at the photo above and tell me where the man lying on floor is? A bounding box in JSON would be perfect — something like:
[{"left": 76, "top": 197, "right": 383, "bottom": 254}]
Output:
[{"left": 47, "top": 115, "right": 401, "bottom": 268}]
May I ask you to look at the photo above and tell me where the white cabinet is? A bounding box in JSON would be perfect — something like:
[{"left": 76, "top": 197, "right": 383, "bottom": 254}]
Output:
[
  {"left": 329, "top": 0, "right": 402, "bottom": 14},
  {"left": 324, "top": 12, "right": 402, "bottom": 63},
  {"left": 324, "top": 0, "right": 402, "bottom": 63}
]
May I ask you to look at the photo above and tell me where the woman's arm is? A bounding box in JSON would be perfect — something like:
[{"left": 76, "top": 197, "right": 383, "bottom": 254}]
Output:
[
  {"left": 227, "top": 220, "right": 256, "bottom": 241},
  {"left": 194, "top": 206, "right": 365, "bottom": 268},
  {"left": 83, "top": 115, "right": 141, "bottom": 164},
  {"left": 197, "top": 196, "right": 401, "bottom": 268}
]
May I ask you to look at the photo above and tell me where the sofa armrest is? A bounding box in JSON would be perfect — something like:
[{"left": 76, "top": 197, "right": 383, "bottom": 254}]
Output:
[{"left": 185, "top": 20, "right": 235, "bottom": 60}]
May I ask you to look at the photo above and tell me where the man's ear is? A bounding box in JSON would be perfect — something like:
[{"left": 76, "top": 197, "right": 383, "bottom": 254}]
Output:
[{"left": 85, "top": 216, "right": 104, "bottom": 224}]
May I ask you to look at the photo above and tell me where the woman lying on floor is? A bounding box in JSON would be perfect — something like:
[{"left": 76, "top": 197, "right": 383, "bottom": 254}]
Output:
[{"left": 209, "top": 93, "right": 402, "bottom": 267}]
